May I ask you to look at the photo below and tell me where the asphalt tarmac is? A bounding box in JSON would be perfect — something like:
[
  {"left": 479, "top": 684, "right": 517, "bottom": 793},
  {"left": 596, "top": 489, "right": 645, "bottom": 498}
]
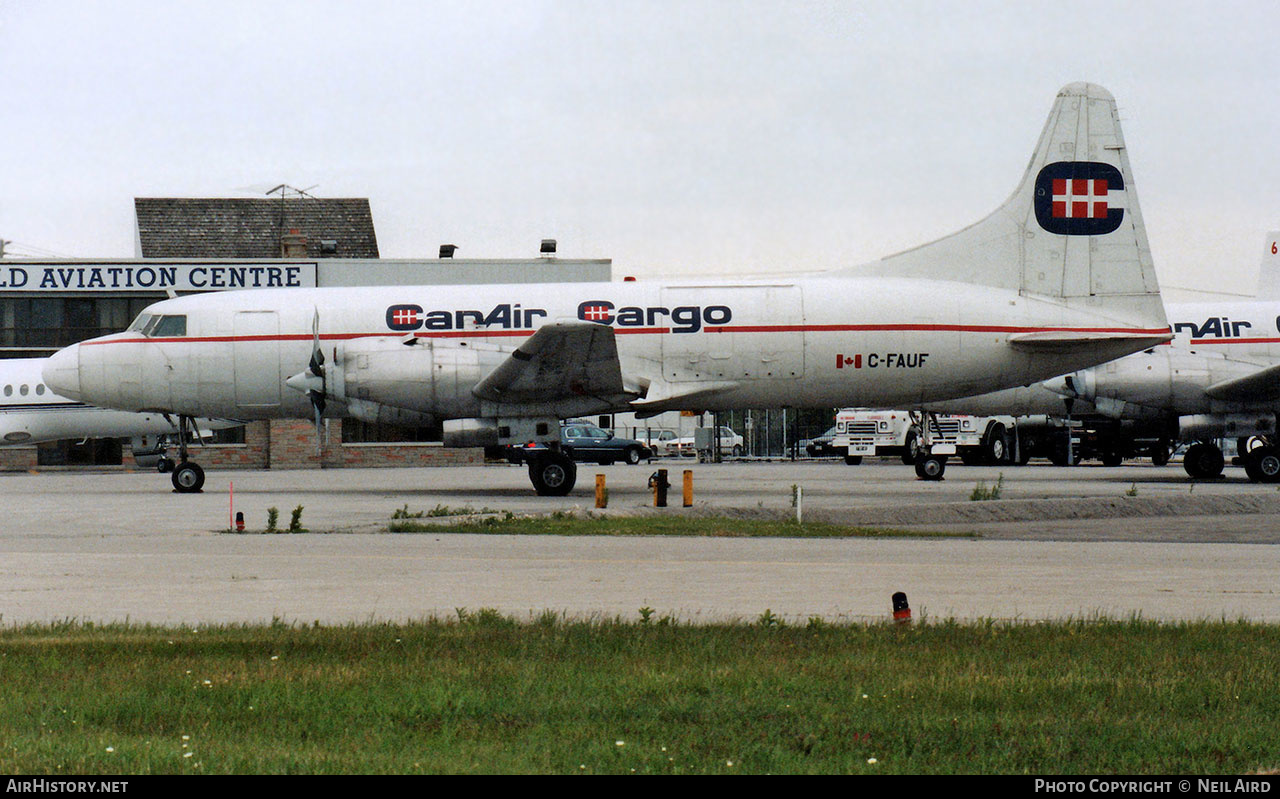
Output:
[{"left": 1, "top": 458, "right": 1277, "bottom": 625}]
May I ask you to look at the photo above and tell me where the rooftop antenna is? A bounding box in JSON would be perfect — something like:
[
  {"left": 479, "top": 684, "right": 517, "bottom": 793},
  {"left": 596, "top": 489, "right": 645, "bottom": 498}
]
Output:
[{"left": 265, "top": 184, "right": 319, "bottom": 237}]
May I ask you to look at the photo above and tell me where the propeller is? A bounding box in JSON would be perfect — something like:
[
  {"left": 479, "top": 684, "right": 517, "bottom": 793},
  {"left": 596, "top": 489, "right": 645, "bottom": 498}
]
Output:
[{"left": 284, "top": 307, "right": 328, "bottom": 452}]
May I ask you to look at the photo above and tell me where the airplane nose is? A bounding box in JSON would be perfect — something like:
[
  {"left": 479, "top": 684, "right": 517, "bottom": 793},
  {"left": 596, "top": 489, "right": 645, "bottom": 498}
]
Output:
[{"left": 43, "top": 345, "right": 82, "bottom": 400}]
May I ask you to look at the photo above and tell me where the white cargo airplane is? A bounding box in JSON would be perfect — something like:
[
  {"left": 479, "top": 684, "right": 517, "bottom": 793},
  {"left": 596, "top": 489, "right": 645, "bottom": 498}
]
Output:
[
  {"left": 0, "top": 356, "right": 240, "bottom": 468},
  {"left": 43, "top": 83, "right": 1171, "bottom": 494}
]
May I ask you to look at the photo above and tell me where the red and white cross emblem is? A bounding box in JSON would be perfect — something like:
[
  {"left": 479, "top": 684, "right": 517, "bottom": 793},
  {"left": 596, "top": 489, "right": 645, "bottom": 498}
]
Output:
[
  {"left": 581, "top": 305, "right": 611, "bottom": 321},
  {"left": 392, "top": 307, "right": 418, "bottom": 326},
  {"left": 1052, "top": 178, "right": 1109, "bottom": 219}
]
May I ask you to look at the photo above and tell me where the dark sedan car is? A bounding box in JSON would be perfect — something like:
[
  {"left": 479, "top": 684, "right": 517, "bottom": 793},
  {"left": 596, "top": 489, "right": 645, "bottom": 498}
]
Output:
[
  {"left": 507, "top": 423, "right": 653, "bottom": 465},
  {"left": 805, "top": 426, "right": 840, "bottom": 457}
]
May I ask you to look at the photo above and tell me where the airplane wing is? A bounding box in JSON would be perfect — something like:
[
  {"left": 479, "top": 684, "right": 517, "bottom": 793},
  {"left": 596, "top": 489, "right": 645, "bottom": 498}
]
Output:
[
  {"left": 471, "top": 322, "right": 637, "bottom": 405},
  {"left": 1204, "top": 362, "right": 1280, "bottom": 403}
]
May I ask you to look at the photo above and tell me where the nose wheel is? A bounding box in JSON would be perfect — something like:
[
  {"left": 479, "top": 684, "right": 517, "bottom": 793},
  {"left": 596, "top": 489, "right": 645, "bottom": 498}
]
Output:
[
  {"left": 171, "top": 461, "right": 206, "bottom": 493},
  {"left": 169, "top": 414, "right": 206, "bottom": 493}
]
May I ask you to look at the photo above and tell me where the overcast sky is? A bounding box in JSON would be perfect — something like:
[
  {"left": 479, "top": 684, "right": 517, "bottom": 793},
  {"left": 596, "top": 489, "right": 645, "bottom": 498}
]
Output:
[{"left": 1, "top": 0, "right": 1277, "bottom": 300}]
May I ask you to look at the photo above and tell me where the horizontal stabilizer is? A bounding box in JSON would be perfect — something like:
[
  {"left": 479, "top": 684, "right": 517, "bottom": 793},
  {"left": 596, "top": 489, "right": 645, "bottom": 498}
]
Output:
[
  {"left": 1008, "top": 329, "right": 1171, "bottom": 353},
  {"left": 472, "top": 322, "right": 637, "bottom": 405},
  {"left": 1205, "top": 362, "right": 1280, "bottom": 403}
]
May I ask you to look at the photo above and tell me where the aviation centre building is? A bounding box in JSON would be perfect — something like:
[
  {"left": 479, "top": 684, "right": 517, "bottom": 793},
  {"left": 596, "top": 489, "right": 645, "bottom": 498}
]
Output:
[{"left": 0, "top": 197, "right": 611, "bottom": 470}]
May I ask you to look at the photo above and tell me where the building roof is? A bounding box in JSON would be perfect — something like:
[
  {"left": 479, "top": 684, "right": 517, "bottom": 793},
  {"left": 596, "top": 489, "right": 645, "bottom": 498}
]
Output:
[{"left": 134, "top": 197, "right": 379, "bottom": 259}]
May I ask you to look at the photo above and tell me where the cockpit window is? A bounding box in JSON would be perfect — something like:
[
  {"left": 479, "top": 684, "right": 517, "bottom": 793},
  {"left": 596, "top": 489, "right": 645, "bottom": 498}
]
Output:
[
  {"left": 149, "top": 315, "right": 187, "bottom": 337},
  {"left": 128, "top": 313, "right": 153, "bottom": 333}
]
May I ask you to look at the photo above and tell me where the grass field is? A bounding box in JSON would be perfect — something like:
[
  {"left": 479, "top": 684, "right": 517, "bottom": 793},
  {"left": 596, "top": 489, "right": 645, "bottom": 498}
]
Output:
[
  {"left": 2, "top": 616, "right": 1277, "bottom": 774},
  {"left": 384, "top": 510, "right": 970, "bottom": 538}
]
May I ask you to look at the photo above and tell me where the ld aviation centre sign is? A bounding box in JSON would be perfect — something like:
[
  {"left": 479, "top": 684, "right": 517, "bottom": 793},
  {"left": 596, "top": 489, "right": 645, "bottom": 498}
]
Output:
[{"left": 0, "top": 262, "right": 318, "bottom": 292}]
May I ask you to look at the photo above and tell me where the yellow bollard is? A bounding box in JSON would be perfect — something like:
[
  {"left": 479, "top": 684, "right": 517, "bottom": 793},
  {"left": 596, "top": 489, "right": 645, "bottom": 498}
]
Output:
[
  {"left": 595, "top": 474, "right": 607, "bottom": 508},
  {"left": 683, "top": 470, "right": 693, "bottom": 507}
]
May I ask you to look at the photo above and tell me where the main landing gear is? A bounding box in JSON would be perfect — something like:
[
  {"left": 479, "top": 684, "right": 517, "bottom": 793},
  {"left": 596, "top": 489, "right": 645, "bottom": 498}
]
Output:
[
  {"left": 527, "top": 449, "right": 577, "bottom": 496},
  {"left": 1239, "top": 436, "right": 1280, "bottom": 484},
  {"left": 911, "top": 410, "right": 948, "bottom": 481},
  {"left": 1183, "top": 436, "right": 1280, "bottom": 483},
  {"left": 168, "top": 415, "right": 206, "bottom": 494}
]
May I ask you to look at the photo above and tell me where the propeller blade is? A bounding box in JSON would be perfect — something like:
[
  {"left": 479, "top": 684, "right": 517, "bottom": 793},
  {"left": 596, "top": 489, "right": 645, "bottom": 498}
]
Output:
[{"left": 308, "top": 307, "right": 326, "bottom": 452}]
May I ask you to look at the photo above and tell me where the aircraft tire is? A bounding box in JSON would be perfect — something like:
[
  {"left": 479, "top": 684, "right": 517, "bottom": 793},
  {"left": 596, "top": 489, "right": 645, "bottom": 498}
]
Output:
[
  {"left": 1246, "top": 446, "right": 1280, "bottom": 484},
  {"left": 1101, "top": 451, "right": 1123, "bottom": 467},
  {"left": 171, "top": 462, "right": 205, "bottom": 494},
  {"left": 1182, "top": 443, "right": 1224, "bottom": 479},
  {"left": 528, "top": 454, "right": 577, "bottom": 496},
  {"left": 914, "top": 453, "right": 946, "bottom": 481},
  {"left": 156, "top": 457, "right": 174, "bottom": 474},
  {"left": 844, "top": 455, "right": 863, "bottom": 466}
]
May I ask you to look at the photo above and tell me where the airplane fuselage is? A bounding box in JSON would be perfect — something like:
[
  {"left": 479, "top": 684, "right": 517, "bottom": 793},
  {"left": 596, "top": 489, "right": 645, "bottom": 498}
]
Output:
[{"left": 45, "top": 277, "right": 1170, "bottom": 425}]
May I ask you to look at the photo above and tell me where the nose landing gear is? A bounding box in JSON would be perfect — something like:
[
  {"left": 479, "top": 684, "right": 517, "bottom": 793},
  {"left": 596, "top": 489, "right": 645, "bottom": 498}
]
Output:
[{"left": 169, "top": 415, "right": 206, "bottom": 493}]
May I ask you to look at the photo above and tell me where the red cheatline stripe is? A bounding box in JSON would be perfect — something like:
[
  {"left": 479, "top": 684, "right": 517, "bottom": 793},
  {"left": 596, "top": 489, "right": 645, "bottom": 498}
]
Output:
[
  {"left": 707, "top": 323, "right": 1171, "bottom": 334},
  {"left": 79, "top": 322, "right": 1172, "bottom": 346}
]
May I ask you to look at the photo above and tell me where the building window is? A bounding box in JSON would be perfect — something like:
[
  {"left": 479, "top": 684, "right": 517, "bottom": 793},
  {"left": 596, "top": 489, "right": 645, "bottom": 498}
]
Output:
[{"left": 0, "top": 296, "right": 168, "bottom": 350}]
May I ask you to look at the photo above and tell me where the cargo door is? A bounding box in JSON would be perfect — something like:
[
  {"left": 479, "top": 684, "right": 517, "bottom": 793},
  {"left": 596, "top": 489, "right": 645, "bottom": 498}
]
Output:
[{"left": 233, "top": 311, "right": 281, "bottom": 407}]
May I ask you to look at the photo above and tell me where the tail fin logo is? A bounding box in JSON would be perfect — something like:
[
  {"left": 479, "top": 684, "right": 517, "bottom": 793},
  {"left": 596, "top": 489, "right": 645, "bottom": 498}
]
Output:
[{"left": 1034, "top": 162, "right": 1124, "bottom": 236}]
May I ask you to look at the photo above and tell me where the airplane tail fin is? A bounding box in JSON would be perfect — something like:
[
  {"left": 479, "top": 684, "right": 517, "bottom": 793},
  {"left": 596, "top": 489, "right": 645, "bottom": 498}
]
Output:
[
  {"left": 1258, "top": 231, "right": 1280, "bottom": 299},
  {"left": 844, "top": 83, "right": 1166, "bottom": 335}
]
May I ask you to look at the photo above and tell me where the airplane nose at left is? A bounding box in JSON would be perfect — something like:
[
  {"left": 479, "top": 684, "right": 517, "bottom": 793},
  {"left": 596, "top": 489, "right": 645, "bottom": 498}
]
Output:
[{"left": 43, "top": 345, "right": 82, "bottom": 400}]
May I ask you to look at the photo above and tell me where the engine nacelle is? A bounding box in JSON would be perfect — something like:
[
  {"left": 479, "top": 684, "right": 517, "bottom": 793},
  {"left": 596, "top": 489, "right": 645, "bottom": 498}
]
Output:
[
  {"left": 328, "top": 337, "right": 502, "bottom": 420},
  {"left": 442, "top": 417, "right": 561, "bottom": 448},
  {"left": 1180, "top": 413, "right": 1276, "bottom": 440},
  {"left": 1081, "top": 348, "right": 1257, "bottom": 419}
]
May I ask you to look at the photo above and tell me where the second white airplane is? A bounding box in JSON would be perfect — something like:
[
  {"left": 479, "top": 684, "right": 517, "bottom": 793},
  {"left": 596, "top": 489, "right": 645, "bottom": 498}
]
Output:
[
  {"left": 0, "top": 356, "right": 240, "bottom": 470},
  {"left": 44, "top": 83, "right": 1171, "bottom": 493}
]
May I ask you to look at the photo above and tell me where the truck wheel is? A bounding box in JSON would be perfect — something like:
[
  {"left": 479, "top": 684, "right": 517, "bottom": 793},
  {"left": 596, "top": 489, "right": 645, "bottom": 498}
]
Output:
[
  {"left": 914, "top": 453, "right": 946, "bottom": 481},
  {"left": 900, "top": 430, "right": 919, "bottom": 465},
  {"left": 528, "top": 454, "right": 577, "bottom": 496},
  {"left": 1182, "top": 442, "right": 1224, "bottom": 479},
  {"left": 1151, "top": 440, "right": 1171, "bottom": 466},
  {"left": 1101, "top": 451, "right": 1123, "bottom": 467},
  {"left": 844, "top": 455, "right": 863, "bottom": 466},
  {"left": 983, "top": 423, "right": 1008, "bottom": 464}
]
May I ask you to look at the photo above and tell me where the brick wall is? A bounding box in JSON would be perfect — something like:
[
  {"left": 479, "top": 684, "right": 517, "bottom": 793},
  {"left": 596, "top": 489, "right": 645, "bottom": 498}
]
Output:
[
  {"left": 0, "top": 446, "right": 37, "bottom": 471},
  {"left": 64, "top": 419, "right": 484, "bottom": 472}
]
